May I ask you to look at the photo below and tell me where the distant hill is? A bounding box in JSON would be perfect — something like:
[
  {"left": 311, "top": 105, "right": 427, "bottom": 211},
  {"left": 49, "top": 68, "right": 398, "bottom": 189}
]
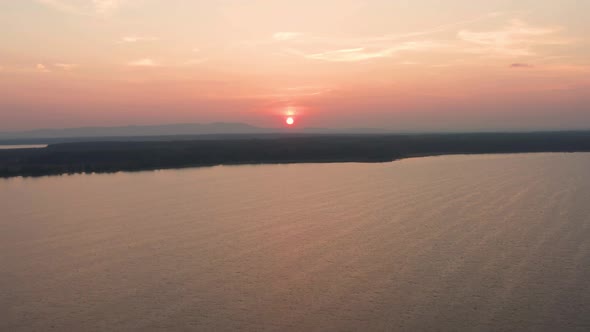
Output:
[
  {"left": 0, "top": 122, "right": 276, "bottom": 140},
  {"left": 0, "top": 123, "right": 401, "bottom": 144}
]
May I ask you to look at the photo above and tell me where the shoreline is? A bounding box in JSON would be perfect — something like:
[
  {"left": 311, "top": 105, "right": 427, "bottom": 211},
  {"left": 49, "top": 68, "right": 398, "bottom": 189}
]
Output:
[
  {"left": 1, "top": 132, "right": 590, "bottom": 178},
  {"left": 2, "top": 151, "right": 582, "bottom": 179}
]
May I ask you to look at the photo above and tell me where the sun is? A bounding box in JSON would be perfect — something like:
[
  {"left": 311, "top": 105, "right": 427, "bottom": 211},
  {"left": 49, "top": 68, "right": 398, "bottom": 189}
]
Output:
[{"left": 286, "top": 117, "right": 294, "bottom": 125}]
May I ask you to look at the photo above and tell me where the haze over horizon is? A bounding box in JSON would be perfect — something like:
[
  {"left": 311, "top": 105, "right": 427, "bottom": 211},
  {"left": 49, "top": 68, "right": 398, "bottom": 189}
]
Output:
[
  {"left": 1, "top": 0, "right": 589, "bottom": 131},
  {"left": 1, "top": 122, "right": 589, "bottom": 140}
]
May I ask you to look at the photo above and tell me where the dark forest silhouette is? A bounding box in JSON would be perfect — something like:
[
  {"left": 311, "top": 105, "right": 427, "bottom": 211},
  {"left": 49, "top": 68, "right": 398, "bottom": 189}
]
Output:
[{"left": 1, "top": 131, "right": 590, "bottom": 177}]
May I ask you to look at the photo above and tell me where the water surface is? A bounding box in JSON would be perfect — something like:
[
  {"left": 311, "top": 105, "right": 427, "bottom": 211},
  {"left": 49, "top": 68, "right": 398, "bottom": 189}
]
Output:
[
  {"left": 0, "top": 144, "right": 47, "bottom": 149},
  {"left": 1, "top": 153, "right": 589, "bottom": 331}
]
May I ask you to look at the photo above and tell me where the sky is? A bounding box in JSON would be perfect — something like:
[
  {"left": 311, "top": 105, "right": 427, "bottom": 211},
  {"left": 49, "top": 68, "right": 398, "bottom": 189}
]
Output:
[{"left": 0, "top": 0, "right": 589, "bottom": 131}]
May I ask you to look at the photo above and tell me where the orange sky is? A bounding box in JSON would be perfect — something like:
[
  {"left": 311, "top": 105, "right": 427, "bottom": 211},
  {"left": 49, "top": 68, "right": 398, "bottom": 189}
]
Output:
[{"left": 1, "top": 0, "right": 589, "bottom": 131}]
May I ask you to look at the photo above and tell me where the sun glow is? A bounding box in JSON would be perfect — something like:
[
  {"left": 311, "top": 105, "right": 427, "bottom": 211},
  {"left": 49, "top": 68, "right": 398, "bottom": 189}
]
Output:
[
  {"left": 285, "top": 108, "right": 295, "bottom": 116},
  {"left": 286, "top": 117, "right": 295, "bottom": 125}
]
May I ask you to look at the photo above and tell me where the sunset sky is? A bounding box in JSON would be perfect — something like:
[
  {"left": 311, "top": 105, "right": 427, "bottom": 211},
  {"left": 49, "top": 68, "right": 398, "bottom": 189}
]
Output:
[{"left": 1, "top": 0, "right": 589, "bottom": 131}]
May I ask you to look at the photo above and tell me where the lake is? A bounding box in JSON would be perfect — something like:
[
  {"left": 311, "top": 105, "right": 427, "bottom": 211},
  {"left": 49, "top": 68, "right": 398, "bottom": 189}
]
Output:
[{"left": 1, "top": 153, "right": 589, "bottom": 331}]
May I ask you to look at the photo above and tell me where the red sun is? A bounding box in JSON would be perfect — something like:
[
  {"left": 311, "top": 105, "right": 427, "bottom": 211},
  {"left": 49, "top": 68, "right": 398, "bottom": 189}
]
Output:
[{"left": 285, "top": 117, "right": 295, "bottom": 125}]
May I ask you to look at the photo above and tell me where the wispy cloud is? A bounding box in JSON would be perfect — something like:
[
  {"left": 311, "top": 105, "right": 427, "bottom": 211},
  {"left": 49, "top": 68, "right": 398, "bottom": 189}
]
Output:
[
  {"left": 36, "top": 0, "right": 83, "bottom": 15},
  {"left": 338, "top": 12, "right": 503, "bottom": 46},
  {"left": 237, "top": 86, "right": 333, "bottom": 101},
  {"left": 275, "top": 13, "right": 575, "bottom": 65},
  {"left": 54, "top": 63, "right": 79, "bottom": 70},
  {"left": 36, "top": 0, "right": 125, "bottom": 16},
  {"left": 281, "top": 86, "right": 332, "bottom": 97},
  {"left": 458, "top": 19, "right": 571, "bottom": 57},
  {"left": 234, "top": 13, "right": 498, "bottom": 53},
  {"left": 510, "top": 63, "right": 534, "bottom": 68},
  {"left": 274, "top": 13, "right": 521, "bottom": 63},
  {"left": 273, "top": 32, "right": 303, "bottom": 41},
  {"left": 297, "top": 41, "right": 441, "bottom": 62},
  {"left": 290, "top": 17, "right": 574, "bottom": 63},
  {"left": 92, "top": 0, "right": 120, "bottom": 14},
  {"left": 119, "top": 36, "right": 159, "bottom": 43},
  {"left": 127, "top": 58, "right": 157, "bottom": 67},
  {"left": 36, "top": 64, "right": 50, "bottom": 73},
  {"left": 304, "top": 48, "right": 367, "bottom": 61}
]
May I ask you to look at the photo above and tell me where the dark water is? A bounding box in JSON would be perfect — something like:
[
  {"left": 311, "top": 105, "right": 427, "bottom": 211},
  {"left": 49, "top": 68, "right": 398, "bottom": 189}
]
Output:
[{"left": 1, "top": 153, "right": 589, "bottom": 331}]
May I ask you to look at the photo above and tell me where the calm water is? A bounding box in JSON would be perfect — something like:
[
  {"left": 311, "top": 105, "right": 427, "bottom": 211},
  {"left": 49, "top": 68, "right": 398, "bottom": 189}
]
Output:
[
  {"left": 1, "top": 153, "right": 589, "bottom": 331},
  {"left": 0, "top": 144, "right": 47, "bottom": 149}
]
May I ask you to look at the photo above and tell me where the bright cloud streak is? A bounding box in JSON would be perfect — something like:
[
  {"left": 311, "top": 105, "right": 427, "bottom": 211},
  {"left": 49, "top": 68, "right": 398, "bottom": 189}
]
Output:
[
  {"left": 92, "top": 0, "right": 120, "bottom": 14},
  {"left": 36, "top": 0, "right": 125, "bottom": 15},
  {"left": 119, "top": 36, "right": 159, "bottom": 43},
  {"left": 127, "top": 58, "right": 157, "bottom": 67},
  {"left": 299, "top": 42, "right": 442, "bottom": 62},
  {"left": 273, "top": 32, "right": 303, "bottom": 41},
  {"left": 36, "top": 64, "right": 50, "bottom": 72},
  {"left": 54, "top": 63, "right": 79, "bottom": 70},
  {"left": 458, "top": 20, "right": 571, "bottom": 56}
]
